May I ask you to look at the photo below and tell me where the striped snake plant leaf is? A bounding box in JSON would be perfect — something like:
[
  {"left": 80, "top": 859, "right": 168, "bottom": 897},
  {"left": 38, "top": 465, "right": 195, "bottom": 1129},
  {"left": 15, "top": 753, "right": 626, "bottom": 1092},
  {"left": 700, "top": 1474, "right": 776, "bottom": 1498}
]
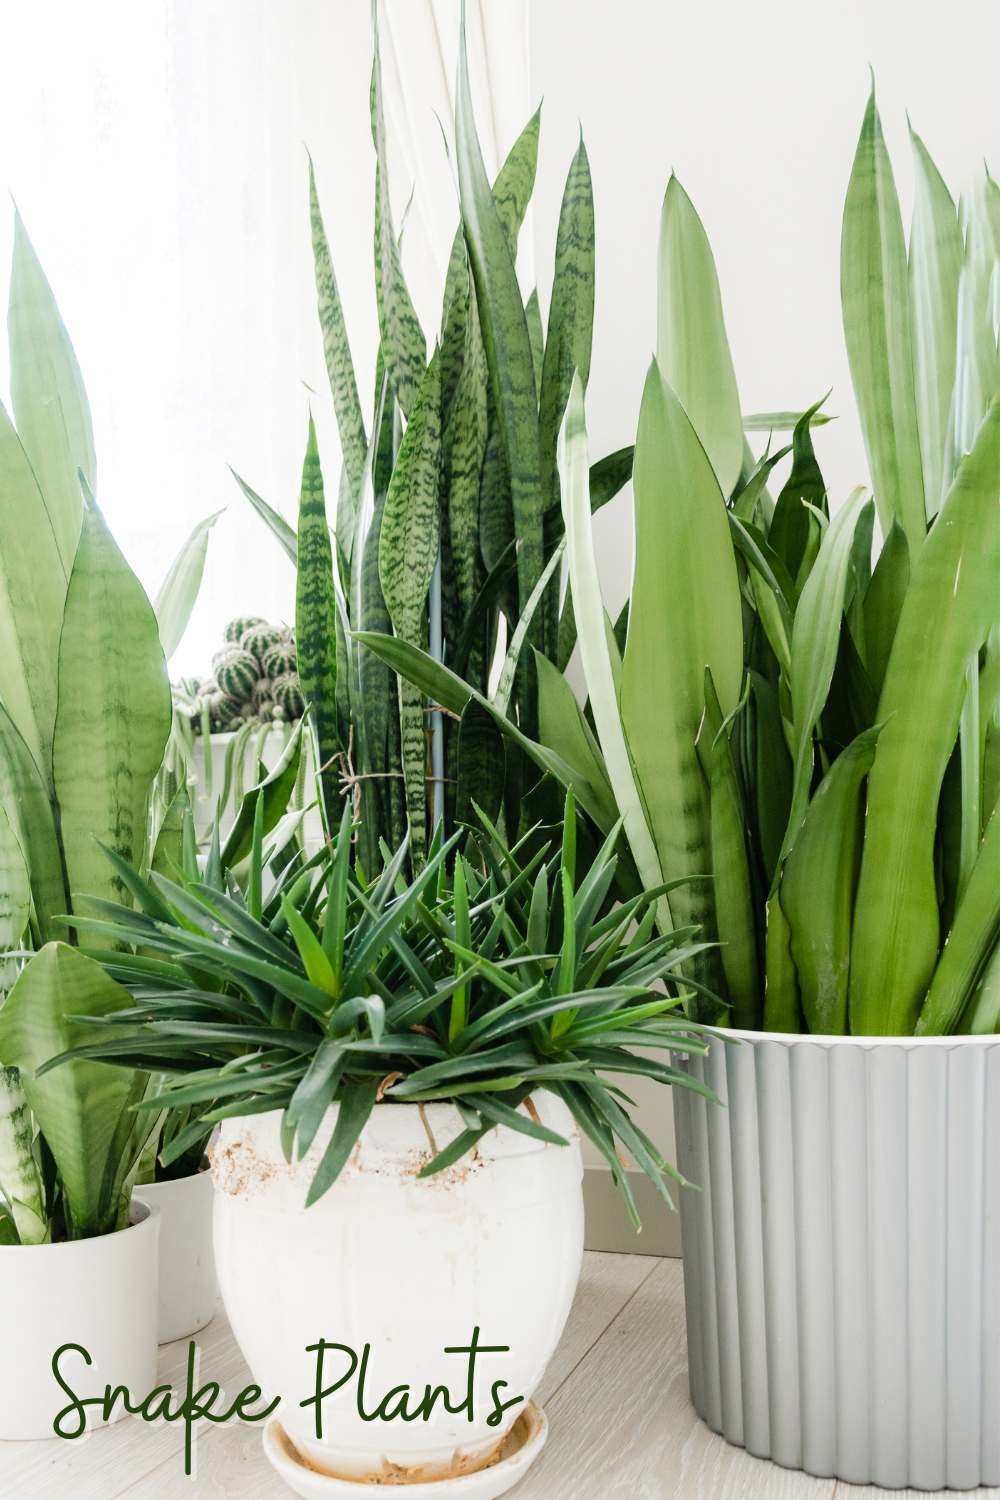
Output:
[
  {"left": 620, "top": 361, "right": 742, "bottom": 963},
  {"left": 441, "top": 227, "right": 470, "bottom": 424},
  {"left": 781, "top": 723, "right": 881, "bottom": 1035},
  {"left": 0, "top": 943, "right": 149, "bottom": 1238},
  {"left": 456, "top": 17, "right": 544, "bottom": 660},
  {"left": 0, "top": 796, "right": 30, "bottom": 966},
  {"left": 951, "top": 178, "right": 1000, "bottom": 474},
  {"left": 370, "top": 28, "right": 426, "bottom": 419},
  {"left": 295, "top": 414, "right": 339, "bottom": 833},
  {"left": 0, "top": 402, "right": 67, "bottom": 798},
  {"left": 850, "top": 398, "right": 1000, "bottom": 1036},
  {"left": 841, "top": 82, "right": 925, "bottom": 560},
  {"left": 150, "top": 784, "right": 189, "bottom": 884},
  {"left": 558, "top": 372, "right": 668, "bottom": 931},
  {"left": 769, "top": 397, "right": 830, "bottom": 587},
  {"left": 492, "top": 537, "right": 566, "bottom": 719},
  {"left": 697, "top": 669, "right": 761, "bottom": 1028},
  {"left": 917, "top": 804, "right": 999, "bottom": 1035},
  {"left": 908, "top": 125, "right": 962, "bottom": 520},
  {"left": 526, "top": 288, "right": 544, "bottom": 397},
  {"left": 360, "top": 490, "right": 407, "bottom": 860},
  {"left": 779, "top": 484, "right": 869, "bottom": 873},
  {"left": 379, "top": 350, "right": 442, "bottom": 868},
  {"left": 54, "top": 486, "right": 172, "bottom": 933},
  {"left": 656, "top": 177, "right": 744, "bottom": 500},
  {"left": 0, "top": 702, "right": 67, "bottom": 943},
  {"left": 308, "top": 153, "right": 367, "bottom": 506},
  {"left": 230, "top": 467, "right": 298, "bottom": 567},
  {"left": 455, "top": 698, "right": 506, "bottom": 832},
  {"left": 8, "top": 212, "right": 91, "bottom": 577},
  {"left": 491, "top": 105, "right": 541, "bottom": 260},
  {"left": 443, "top": 278, "right": 489, "bottom": 684},
  {"left": 540, "top": 133, "right": 596, "bottom": 514},
  {"left": 0, "top": 1066, "right": 47, "bottom": 1243},
  {"left": 153, "top": 508, "right": 224, "bottom": 662},
  {"left": 744, "top": 670, "right": 793, "bottom": 892}
]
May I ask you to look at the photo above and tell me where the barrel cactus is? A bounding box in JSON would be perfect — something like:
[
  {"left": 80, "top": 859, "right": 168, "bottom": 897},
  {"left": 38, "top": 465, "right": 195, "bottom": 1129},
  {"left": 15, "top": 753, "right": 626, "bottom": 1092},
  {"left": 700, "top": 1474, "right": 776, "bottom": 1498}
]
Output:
[
  {"left": 224, "top": 615, "right": 266, "bottom": 645},
  {"left": 216, "top": 649, "right": 259, "bottom": 701},
  {"left": 240, "top": 622, "right": 284, "bottom": 663},
  {"left": 209, "top": 693, "right": 244, "bottom": 732},
  {"left": 272, "top": 671, "right": 304, "bottom": 719},
  {"left": 261, "top": 639, "right": 297, "bottom": 680},
  {"left": 251, "top": 677, "right": 275, "bottom": 715}
]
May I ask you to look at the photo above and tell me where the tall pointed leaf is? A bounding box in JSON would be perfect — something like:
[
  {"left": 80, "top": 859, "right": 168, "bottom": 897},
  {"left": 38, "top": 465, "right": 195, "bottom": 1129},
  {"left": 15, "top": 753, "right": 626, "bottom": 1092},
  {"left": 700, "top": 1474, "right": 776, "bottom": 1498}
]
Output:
[
  {"left": 53, "top": 492, "right": 171, "bottom": 924},
  {"left": 917, "top": 807, "right": 999, "bottom": 1035},
  {"left": 370, "top": 28, "right": 426, "bottom": 417},
  {"left": 540, "top": 134, "right": 595, "bottom": 513},
  {"left": 656, "top": 177, "right": 743, "bottom": 499},
  {"left": 620, "top": 361, "right": 742, "bottom": 973},
  {"left": 8, "top": 213, "right": 91, "bottom": 575},
  {"left": 850, "top": 400, "right": 1000, "bottom": 1035},
  {"left": 153, "top": 509, "right": 223, "bottom": 662},
  {"left": 309, "top": 154, "right": 368, "bottom": 504},
  {"left": 296, "top": 415, "right": 339, "bottom": 833},
  {"left": 558, "top": 374, "right": 667, "bottom": 927},
  {"left": 455, "top": 16, "right": 544, "bottom": 653},
  {"left": 0, "top": 704, "right": 67, "bottom": 942},
  {"left": 908, "top": 125, "right": 962, "bottom": 520},
  {"left": 379, "top": 351, "right": 442, "bottom": 867},
  {"left": 0, "top": 402, "right": 66, "bottom": 793},
  {"left": 841, "top": 84, "right": 925, "bottom": 559}
]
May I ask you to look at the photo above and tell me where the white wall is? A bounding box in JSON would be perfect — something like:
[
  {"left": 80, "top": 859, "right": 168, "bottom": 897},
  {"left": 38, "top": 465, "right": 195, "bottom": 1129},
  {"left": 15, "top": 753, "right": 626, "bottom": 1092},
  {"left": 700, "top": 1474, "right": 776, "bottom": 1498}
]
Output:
[{"left": 527, "top": 0, "right": 1000, "bottom": 620}]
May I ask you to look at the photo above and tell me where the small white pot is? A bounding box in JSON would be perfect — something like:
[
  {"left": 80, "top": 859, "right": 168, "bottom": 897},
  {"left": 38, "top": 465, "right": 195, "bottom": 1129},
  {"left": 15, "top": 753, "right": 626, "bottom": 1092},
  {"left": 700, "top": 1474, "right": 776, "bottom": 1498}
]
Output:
[
  {"left": 673, "top": 1030, "right": 1000, "bottom": 1489},
  {"left": 131, "top": 1169, "right": 217, "bottom": 1343},
  {"left": 0, "top": 1198, "right": 160, "bottom": 1441},
  {"left": 212, "top": 1095, "right": 583, "bottom": 1483}
]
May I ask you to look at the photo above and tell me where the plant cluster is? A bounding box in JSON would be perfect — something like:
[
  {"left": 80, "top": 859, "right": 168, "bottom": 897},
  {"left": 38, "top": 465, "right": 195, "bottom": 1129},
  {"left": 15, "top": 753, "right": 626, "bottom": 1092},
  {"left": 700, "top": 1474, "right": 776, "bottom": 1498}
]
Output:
[
  {"left": 42, "top": 792, "right": 717, "bottom": 1228},
  {"left": 364, "top": 87, "right": 1000, "bottom": 1040}
]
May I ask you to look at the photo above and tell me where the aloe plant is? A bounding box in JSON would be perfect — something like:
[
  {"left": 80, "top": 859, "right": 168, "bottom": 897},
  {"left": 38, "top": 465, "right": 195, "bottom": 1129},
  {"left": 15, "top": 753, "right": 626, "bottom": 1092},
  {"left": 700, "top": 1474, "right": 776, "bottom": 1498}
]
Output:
[
  {"left": 362, "top": 86, "right": 999, "bottom": 1039},
  {"left": 42, "top": 788, "right": 720, "bottom": 1227},
  {"left": 235, "top": 7, "right": 632, "bottom": 883}
]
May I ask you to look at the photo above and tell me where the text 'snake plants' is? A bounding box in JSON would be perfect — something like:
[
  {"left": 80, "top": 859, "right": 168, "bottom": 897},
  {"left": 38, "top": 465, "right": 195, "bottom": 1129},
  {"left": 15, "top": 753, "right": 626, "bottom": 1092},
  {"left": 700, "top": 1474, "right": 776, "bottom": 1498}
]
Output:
[{"left": 44, "top": 793, "right": 718, "bottom": 1227}]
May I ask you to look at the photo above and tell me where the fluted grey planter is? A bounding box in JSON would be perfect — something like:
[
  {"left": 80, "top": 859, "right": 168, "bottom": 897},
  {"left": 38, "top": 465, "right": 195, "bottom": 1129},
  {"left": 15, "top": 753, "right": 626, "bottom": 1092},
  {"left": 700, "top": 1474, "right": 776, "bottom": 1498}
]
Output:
[{"left": 672, "top": 1030, "right": 1000, "bottom": 1490}]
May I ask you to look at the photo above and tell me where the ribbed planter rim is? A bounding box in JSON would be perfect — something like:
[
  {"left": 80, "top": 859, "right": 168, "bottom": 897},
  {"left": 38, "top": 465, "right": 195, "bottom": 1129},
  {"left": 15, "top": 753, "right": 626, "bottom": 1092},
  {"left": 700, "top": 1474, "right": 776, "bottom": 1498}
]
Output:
[{"left": 716, "top": 1027, "right": 993, "bottom": 1048}]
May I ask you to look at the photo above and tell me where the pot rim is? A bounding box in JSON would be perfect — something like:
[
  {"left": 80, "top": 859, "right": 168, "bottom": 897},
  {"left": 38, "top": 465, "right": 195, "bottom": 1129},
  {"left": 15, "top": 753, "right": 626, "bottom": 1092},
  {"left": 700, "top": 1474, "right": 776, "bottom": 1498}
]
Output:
[
  {"left": 713, "top": 1026, "right": 999, "bottom": 1049},
  {"left": 0, "top": 1197, "right": 159, "bottom": 1254}
]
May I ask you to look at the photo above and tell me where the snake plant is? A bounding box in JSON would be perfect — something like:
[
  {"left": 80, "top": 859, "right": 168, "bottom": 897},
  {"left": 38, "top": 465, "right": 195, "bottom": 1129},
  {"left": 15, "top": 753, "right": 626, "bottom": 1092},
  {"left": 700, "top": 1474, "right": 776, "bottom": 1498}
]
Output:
[
  {"left": 235, "top": 5, "right": 633, "bottom": 882},
  {"left": 0, "top": 218, "right": 225, "bottom": 1240},
  {"left": 40, "top": 790, "right": 719, "bottom": 1229},
  {"left": 360, "top": 85, "right": 999, "bottom": 1039}
]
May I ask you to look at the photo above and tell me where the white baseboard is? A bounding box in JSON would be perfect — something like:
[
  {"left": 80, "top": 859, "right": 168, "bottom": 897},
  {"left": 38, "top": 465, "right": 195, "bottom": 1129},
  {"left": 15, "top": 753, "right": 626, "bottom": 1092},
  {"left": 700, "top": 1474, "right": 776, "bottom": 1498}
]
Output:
[{"left": 582, "top": 1164, "right": 684, "bottom": 1257}]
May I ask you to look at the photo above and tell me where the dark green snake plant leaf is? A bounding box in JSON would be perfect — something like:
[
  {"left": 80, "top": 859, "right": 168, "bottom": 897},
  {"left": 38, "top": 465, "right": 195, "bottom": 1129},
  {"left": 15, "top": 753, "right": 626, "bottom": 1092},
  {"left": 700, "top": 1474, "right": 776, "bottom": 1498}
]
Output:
[
  {"left": 295, "top": 414, "right": 339, "bottom": 832},
  {"left": 309, "top": 153, "right": 368, "bottom": 507},
  {"left": 455, "top": 15, "right": 544, "bottom": 652},
  {"left": 455, "top": 698, "right": 506, "bottom": 831},
  {"left": 8, "top": 212, "right": 91, "bottom": 577},
  {"left": 850, "top": 399, "right": 1000, "bottom": 1035},
  {"left": 54, "top": 487, "right": 171, "bottom": 934},
  {"left": 768, "top": 396, "right": 830, "bottom": 587},
  {"left": 539, "top": 132, "right": 596, "bottom": 515},
  {"left": 917, "top": 804, "right": 998, "bottom": 1036},
  {"left": 371, "top": 26, "right": 426, "bottom": 418},
  {"left": 379, "top": 350, "right": 442, "bottom": 868},
  {"left": 841, "top": 81, "right": 925, "bottom": 561}
]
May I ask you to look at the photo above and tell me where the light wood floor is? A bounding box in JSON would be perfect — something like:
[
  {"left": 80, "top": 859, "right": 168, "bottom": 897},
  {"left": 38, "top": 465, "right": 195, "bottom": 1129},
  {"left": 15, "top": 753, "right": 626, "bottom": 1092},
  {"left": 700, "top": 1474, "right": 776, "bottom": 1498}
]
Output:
[{"left": 5, "top": 1252, "right": 998, "bottom": 1499}]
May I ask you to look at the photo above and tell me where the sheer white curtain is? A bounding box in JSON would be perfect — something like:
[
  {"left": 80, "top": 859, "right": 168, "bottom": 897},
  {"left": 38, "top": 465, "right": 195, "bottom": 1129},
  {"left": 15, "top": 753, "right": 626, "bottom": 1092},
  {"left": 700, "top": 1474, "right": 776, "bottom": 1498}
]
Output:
[{"left": 0, "top": 0, "right": 529, "bottom": 677}]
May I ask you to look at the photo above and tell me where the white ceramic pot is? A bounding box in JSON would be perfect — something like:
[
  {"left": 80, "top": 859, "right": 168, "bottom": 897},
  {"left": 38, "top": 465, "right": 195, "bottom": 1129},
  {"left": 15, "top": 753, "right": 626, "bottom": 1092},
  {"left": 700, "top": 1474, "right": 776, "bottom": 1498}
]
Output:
[
  {"left": 131, "top": 1169, "right": 217, "bottom": 1343},
  {"left": 212, "top": 1094, "right": 584, "bottom": 1483},
  {"left": 0, "top": 1198, "right": 160, "bottom": 1440},
  {"left": 672, "top": 1030, "right": 1000, "bottom": 1489}
]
